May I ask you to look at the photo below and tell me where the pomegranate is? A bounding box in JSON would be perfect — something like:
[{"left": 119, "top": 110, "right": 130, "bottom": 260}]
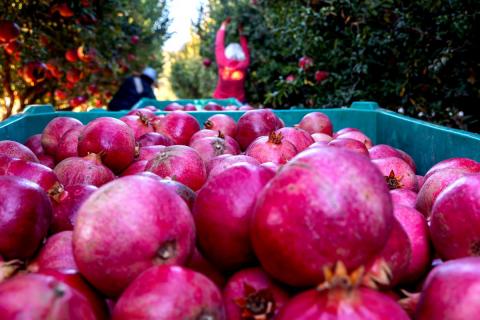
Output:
[
  {"left": 415, "top": 168, "right": 469, "bottom": 217},
  {"left": 0, "top": 273, "right": 97, "bottom": 319},
  {"left": 251, "top": 148, "right": 393, "bottom": 287},
  {"left": 51, "top": 184, "right": 97, "bottom": 233},
  {"left": 390, "top": 189, "right": 417, "bottom": 208},
  {"left": 56, "top": 126, "right": 83, "bottom": 162},
  {"left": 126, "top": 109, "right": 156, "bottom": 120},
  {"left": 78, "top": 117, "right": 136, "bottom": 173},
  {"left": 368, "top": 144, "right": 402, "bottom": 160},
  {"left": 223, "top": 267, "right": 289, "bottom": 320},
  {"left": 333, "top": 127, "right": 360, "bottom": 138},
  {"left": 184, "top": 103, "right": 198, "bottom": 111},
  {"left": 393, "top": 205, "right": 431, "bottom": 284},
  {"left": 0, "top": 20, "right": 20, "bottom": 44},
  {"left": 204, "top": 114, "right": 237, "bottom": 137},
  {"left": 186, "top": 247, "right": 226, "bottom": 288},
  {"left": 137, "top": 145, "right": 165, "bottom": 161},
  {"left": 38, "top": 153, "right": 56, "bottom": 168},
  {"left": 54, "top": 153, "right": 115, "bottom": 187},
  {"left": 328, "top": 138, "right": 369, "bottom": 156},
  {"left": 145, "top": 145, "right": 206, "bottom": 191},
  {"left": 363, "top": 219, "right": 411, "bottom": 288},
  {"left": 190, "top": 136, "right": 240, "bottom": 162},
  {"left": 24, "top": 134, "right": 44, "bottom": 155},
  {"left": 236, "top": 109, "right": 283, "bottom": 150},
  {"left": 430, "top": 174, "right": 480, "bottom": 260},
  {"left": 372, "top": 157, "right": 418, "bottom": 191},
  {"left": 206, "top": 154, "right": 260, "bottom": 177},
  {"left": 276, "top": 127, "right": 314, "bottom": 152},
  {"left": 261, "top": 161, "right": 280, "bottom": 173},
  {"left": 245, "top": 132, "right": 298, "bottom": 164},
  {"left": 277, "top": 266, "right": 409, "bottom": 320},
  {"left": 119, "top": 113, "right": 154, "bottom": 139},
  {"left": 416, "top": 257, "right": 480, "bottom": 319},
  {"left": 0, "top": 176, "right": 52, "bottom": 259},
  {"left": 204, "top": 102, "right": 224, "bottom": 111},
  {"left": 112, "top": 265, "right": 225, "bottom": 319},
  {"left": 0, "top": 140, "right": 39, "bottom": 162},
  {"left": 154, "top": 111, "right": 200, "bottom": 145},
  {"left": 194, "top": 163, "right": 274, "bottom": 271},
  {"left": 41, "top": 117, "right": 83, "bottom": 156},
  {"left": 297, "top": 112, "right": 333, "bottom": 136},
  {"left": 157, "top": 178, "right": 196, "bottom": 210},
  {"left": 307, "top": 141, "right": 329, "bottom": 149},
  {"left": 417, "top": 175, "right": 425, "bottom": 189},
  {"left": 73, "top": 175, "right": 195, "bottom": 297},
  {"left": 396, "top": 148, "right": 417, "bottom": 172},
  {"left": 424, "top": 157, "right": 480, "bottom": 180},
  {"left": 137, "top": 132, "right": 173, "bottom": 147},
  {"left": 0, "top": 157, "right": 64, "bottom": 198},
  {"left": 311, "top": 132, "right": 333, "bottom": 143},
  {"left": 164, "top": 102, "right": 184, "bottom": 111},
  {"left": 190, "top": 129, "right": 223, "bottom": 144},
  {"left": 336, "top": 130, "right": 373, "bottom": 149},
  {"left": 120, "top": 160, "right": 147, "bottom": 176},
  {"left": 28, "top": 231, "right": 77, "bottom": 272},
  {"left": 225, "top": 105, "right": 238, "bottom": 110}
]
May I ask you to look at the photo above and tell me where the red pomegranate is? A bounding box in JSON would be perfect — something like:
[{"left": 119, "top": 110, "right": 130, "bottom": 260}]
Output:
[
  {"left": 77, "top": 117, "right": 136, "bottom": 173},
  {"left": 194, "top": 163, "right": 274, "bottom": 271},
  {"left": 311, "top": 132, "right": 333, "bottom": 143},
  {"left": 393, "top": 205, "right": 431, "bottom": 284},
  {"left": 307, "top": 141, "right": 329, "bottom": 149},
  {"left": 368, "top": 144, "right": 402, "bottom": 160},
  {"left": 276, "top": 127, "right": 314, "bottom": 152},
  {"left": 0, "top": 176, "right": 52, "bottom": 260},
  {"left": 245, "top": 132, "right": 298, "bottom": 164},
  {"left": 223, "top": 267, "right": 290, "bottom": 320},
  {"left": 190, "top": 136, "right": 240, "bottom": 163},
  {"left": 204, "top": 114, "right": 237, "bottom": 137},
  {"left": 190, "top": 129, "right": 223, "bottom": 144},
  {"left": 184, "top": 103, "right": 198, "bottom": 111},
  {"left": 119, "top": 113, "right": 154, "bottom": 139},
  {"left": 333, "top": 127, "right": 361, "bottom": 138},
  {"left": 390, "top": 189, "right": 417, "bottom": 208},
  {"left": 336, "top": 130, "right": 373, "bottom": 149},
  {"left": 186, "top": 247, "right": 226, "bottom": 288},
  {"left": 372, "top": 157, "right": 418, "bottom": 191},
  {"left": 203, "top": 58, "right": 212, "bottom": 67},
  {"left": 51, "top": 184, "right": 97, "bottom": 233},
  {"left": 416, "top": 257, "right": 480, "bottom": 319},
  {"left": 126, "top": 109, "right": 156, "bottom": 120},
  {"left": 73, "top": 176, "right": 195, "bottom": 297},
  {"left": 0, "top": 20, "right": 20, "bottom": 44},
  {"left": 236, "top": 109, "right": 283, "bottom": 150},
  {"left": 38, "top": 154, "right": 55, "bottom": 168},
  {"left": 396, "top": 148, "right": 417, "bottom": 172},
  {"left": 0, "top": 140, "right": 39, "bottom": 162},
  {"left": 41, "top": 117, "right": 83, "bottom": 156},
  {"left": 424, "top": 157, "right": 480, "bottom": 181},
  {"left": 251, "top": 148, "right": 393, "bottom": 287},
  {"left": 206, "top": 154, "right": 260, "bottom": 177},
  {"left": 277, "top": 268, "right": 409, "bottom": 320},
  {"left": 430, "top": 174, "right": 480, "bottom": 260},
  {"left": 56, "top": 126, "right": 83, "bottom": 162},
  {"left": 65, "top": 48, "right": 78, "bottom": 62},
  {"left": 120, "top": 160, "right": 147, "bottom": 176},
  {"left": 145, "top": 145, "right": 206, "bottom": 191},
  {"left": 164, "top": 102, "right": 184, "bottom": 111},
  {"left": 137, "top": 132, "right": 173, "bottom": 147},
  {"left": 136, "top": 145, "right": 165, "bottom": 161},
  {"left": 298, "top": 56, "right": 313, "bottom": 69},
  {"left": 415, "top": 168, "right": 469, "bottom": 217},
  {"left": 297, "top": 112, "right": 333, "bottom": 136},
  {"left": 24, "top": 134, "right": 44, "bottom": 156},
  {"left": 417, "top": 175, "right": 425, "bottom": 189},
  {"left": 328, "top": 138, "right": 369, "bottom": 156},
  {"left": 0, "top": 273, "right": 97, "bottom": 319},
  {"left": 28, "top": 231, "right": 77, "bottom": 272},
  {"left": 239, "top": 104, "right": 254, "bottom": 110},
  {"left": 112, "top": 265, "right": 225, "bottom": 319},
  {"left": 204, "top": 102, "right": 224, "bottom": 111},
  {"left": 156, "top": 178, "right": 196, "bottom": 210},
  {"left": 154, "top": 111, "right": 200, "bottom": 145},
  {"left": 54, "top": 153, "right": 115, "bottom": 187},
  {"left": 261, "top": 161, "right": 281, "bottom": 173}
]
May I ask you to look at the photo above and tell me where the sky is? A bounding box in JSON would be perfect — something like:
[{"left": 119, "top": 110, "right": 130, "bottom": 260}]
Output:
[{"left": 163, "top": 0, "right": 207, "bottom": 52}]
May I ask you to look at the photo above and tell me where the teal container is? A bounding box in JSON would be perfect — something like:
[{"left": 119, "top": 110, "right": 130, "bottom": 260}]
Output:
[
  {"left": 131, "top": 98, "right": 242, "bottom": 110},
  {"left": 1, "top": 101, "right": 479, "bottom": 174}
]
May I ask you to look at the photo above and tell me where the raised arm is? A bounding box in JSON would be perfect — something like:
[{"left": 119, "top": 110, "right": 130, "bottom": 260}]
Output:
[
  {"left": 237, "top": 33, "right": 250, "bottom": 69},
  {"left": 215, "top": 19, "right": 230, "bottom": 66}
]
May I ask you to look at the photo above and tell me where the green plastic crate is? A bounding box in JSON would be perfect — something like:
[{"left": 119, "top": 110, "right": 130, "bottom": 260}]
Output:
[
  {"left": 1, "top": 101, "right": 479, "bottom": 174},
  {"left": 131, "top": 98, "right": 242, "bottom": 110}
]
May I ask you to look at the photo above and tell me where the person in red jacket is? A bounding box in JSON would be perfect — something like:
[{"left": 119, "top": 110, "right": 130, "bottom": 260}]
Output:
[{"left": 213, "top": 18, "right": 250, "bottom": 102}]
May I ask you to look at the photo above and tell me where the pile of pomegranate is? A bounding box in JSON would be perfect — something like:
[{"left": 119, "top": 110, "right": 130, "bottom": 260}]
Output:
[{"left": 1, "top": 108, "right": 479, "bottom": 319}]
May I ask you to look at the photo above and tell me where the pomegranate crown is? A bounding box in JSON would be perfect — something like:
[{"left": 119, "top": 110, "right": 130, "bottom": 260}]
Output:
[
  {"left": 234, "top": 282, "right": 277, "bottom": 320},
  {"left": 267, "top": 132, "right": 283, "bottom": 145},
  {"left": 384, "top": 170, "right": 403, "bottom": 190}
]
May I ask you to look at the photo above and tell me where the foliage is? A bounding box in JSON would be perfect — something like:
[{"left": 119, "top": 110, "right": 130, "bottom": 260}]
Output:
[
  {"left": 0, "top": 0, "right": 170, "bottom": 120},
  {"left": 169, "top": 31, "right": 216, "bottom": 99},
  {"left": 197, "top": 0, "right": 480, "bottom": 132}
]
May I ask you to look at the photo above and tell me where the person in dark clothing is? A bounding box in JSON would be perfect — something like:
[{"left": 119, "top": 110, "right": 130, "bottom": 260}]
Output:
[{"left": 108, "top": 67, "right": 157, "bottom": 111}]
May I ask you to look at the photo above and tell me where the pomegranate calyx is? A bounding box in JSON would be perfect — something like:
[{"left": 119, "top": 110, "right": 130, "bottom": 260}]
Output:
[
  {"left": 211, "top": 139, "right": 226, "bottom": 156},
  {"left": 361, "top": 258, "right": 393, "bottom": 289},
  {"left": 385, "top": 170, "right": 403, "bottom": 190},
  {"left": 268, "top": 132, "right": 283, "bottom": 145},
  {"left": 137, "top": 112, "right": 151, "bottom": 126},
  {"left": 48, "top": 182, "right": 66, "bottom": 202},
  {"left": 204, "top": 120, "right": 214, "bottom": 130},
  {"left": 317, "top": 261, "right": 365, "bottom": 291},
  {"left": 155, "top": 240, "right": 176, "bottom": 263},
  {"left": 234, "top": 283, "right": 276, "bottom": 320},
  {"left": 0, "top": 259, "right": 23, "bottom": 282},
  {"left": 217, "top": 131, "right": 225, "bottom": 139},
  {"left": 134, "top": 142, "right": 140, "bottom": 158}
]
